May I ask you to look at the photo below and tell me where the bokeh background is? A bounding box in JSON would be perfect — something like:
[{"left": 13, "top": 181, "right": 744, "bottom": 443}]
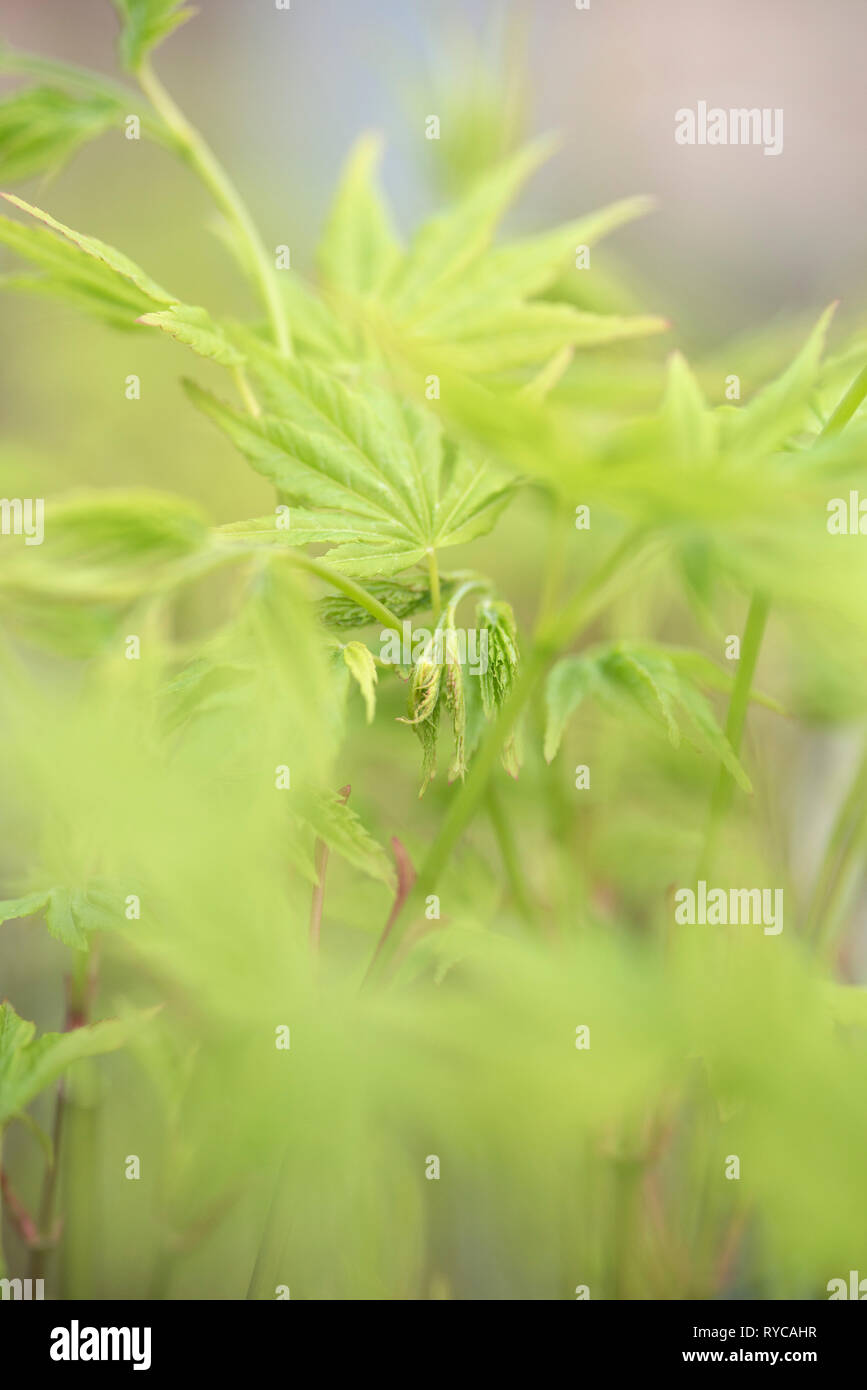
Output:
[{"left": 1, "top": 0, "right": 866, "bottom": 1301}]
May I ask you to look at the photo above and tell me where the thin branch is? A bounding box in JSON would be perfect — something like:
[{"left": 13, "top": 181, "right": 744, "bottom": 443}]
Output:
[{"left": 137, "top": 59, "right": 290, "bottom": 357}]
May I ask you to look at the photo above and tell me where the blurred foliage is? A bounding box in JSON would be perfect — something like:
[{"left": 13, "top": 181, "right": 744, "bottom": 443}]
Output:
[{"left": 0, "top": 2, "right": 866, "bottom": 1304}]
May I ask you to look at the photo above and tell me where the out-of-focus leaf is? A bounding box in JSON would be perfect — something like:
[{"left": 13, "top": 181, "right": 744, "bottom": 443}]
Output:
[
  {"left": 660, "top": 350, "right": 715, "bottom": 466},
  {"left": 318, "top": 136, "right": 662, "bottom": 376},
  {"left": 0, "top": 86, "right": 122, "bottom": 182},
  {"left": 544, "top": 641, "right": 752, "bottom": 790},
  {"left": 0, "top": 490, "right": 211, "bottom": 656},
  {"left": 722, "top": 305, "right": 836, "bottom": 460},
  {"left": 301, "top": 791, "right": 396, "bottom": 890},
  {"left": 0, "top": 1000, "right": 157, "bottom": 1126},
  {"left": 0, "top": 886, "right": 84, "bottom": 948},
  {"left": 0, "top": 195, "right": 241, "bottom": 361},
  {"left": 318, "top": 133, "right": 402, "bottom": 297},
  {"left": 111, "top": 0, "right": 195, "bottom": 71},
  {"left": 342, "top": 641, "right": 377, "bottom": 722}
]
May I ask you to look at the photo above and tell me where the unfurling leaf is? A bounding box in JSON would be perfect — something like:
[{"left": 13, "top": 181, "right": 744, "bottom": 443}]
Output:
[{"left": 442, "top": 626, "right": 467, "bottom": 783}]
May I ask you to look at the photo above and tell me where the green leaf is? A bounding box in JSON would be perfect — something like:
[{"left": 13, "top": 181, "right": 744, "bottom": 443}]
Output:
[
  {"left": 0, "top": 887, "right": 85, "bottom": 947},
  {"left": 342, "top": 641, "right": 377, "bottom": 723},
  {"left": 318, "top": 134, "right": 403, "bottom": 297},
  {"left": 434, "top": 196, "right": 656, "bottom": 310},
  {"left": 477, "top": 599, "right": 519, "bottom": 719},
  {"left": 315, "top": 137, "right": 662, "bottom": 377},
  {"left": 185, "top": 353, "right": 518, "bottom": 579},
  {"left": 384, "top": 138, "right": 556, "bottom": 317},
  {"left": 137, "top": 303, "right": 245, "bottom": 366},
  {"left": 0, "top": 86, "right": 122, "bottom": 182},
  {"left": 442, "top": 626, "right": 467, "bottom": 782},
  {"left": 544, "top": 641, "right": 753, "bottom": 791},
  {"left": 0, "top": 882, "right": 140, "bottom": 946},
  {"left": 432, "top": 303, "right": 666, "bottom": 374},
  {"left": 0, "top": 490, "right": 211, "bottom": 656},
  {"left": 0, "top": 890, "right": 55, "bottom": 925},
  {"left": 0, "top": 191, "right": 174, "bottom": 301},
  {"left": 723, "top": 305, "right": 837, "bottom": 459},
  {"left": 160, "top": 659, "right": 255, "bottom": 736},
  {"left": 0, "top": 1000, "right": 156, "bottom": 1127},
  {"left": 660, "top": 351, "right": 715, "bottom": 466},
  {"left": 316, "top": 578, "right": 435, "bottom": 631},
  {"left": 0, "top": 195, "right": 239, "bottom": 361},
  {"left": 111, "top": 0, "right": 196, "bottom": 71},
  {"left": 301, "top": 792, "right": 396, "bottom": 890}
]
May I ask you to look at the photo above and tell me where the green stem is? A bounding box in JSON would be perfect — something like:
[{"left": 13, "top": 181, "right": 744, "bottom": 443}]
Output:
[
  {"left": 283, "top": 552, "right": 403, "bottom": 634},
  {"left": 427, "top": 550, "right": 441, "bottom": 618},
  {"left": 700, "top": 361, "right": 867, "bottom": 877},
  {"left": 33, "top": 947, "right": 92, "bottom": 1286},
  {"left": 487, "top": 782, "right": 535, "bottom": 925},
  {"left": 232, "top": 364, "right": 262, "bottom": 418},
  {"left": 805, "top": 743, "right": 867, "bottom": 940},
  {"left": 815, "top": 813, "right": 867, "bottom": 953},
  {"left": 137, "top": 60, "right": 290, "bottom": 357},
  {"left": 818, "top": 364, "right": 867, "bottom": 440},
  {"left": 701, "top": 592, "right": 770, "bottom": 873}
]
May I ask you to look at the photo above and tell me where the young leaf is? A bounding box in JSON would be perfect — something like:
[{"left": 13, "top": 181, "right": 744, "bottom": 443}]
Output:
[
  {"left": 477, "top": 599, "right": 519, "bottom": 720},
  {"left": 442, "top": 625, "right": 467, "bottom": 782},
  {"left": 723, "top": 305, "right": 837, "bottom": 459},
  {"left": 111, "top": 0, "right": 196, "bottom": 72},
  {"left": 0, "top": 490, "right": 211, "bottom": 656},
  {"left": 0, "top": 86, "right": 123, "bottom": 182},
  {"left": 0, "top": 1000, "right": 156, "bottom": 1127},
  {"left": 544, "top": 641, "right": 753, "bottom": 791},
  {"left": 0, "top": 887, "right": 85, "bottom": 948},
  {"left": 317, "top": 134, "right": 403, "bottom": 297},
  {"left": 301, "top": 791, "right": 396, "bottom": 891},
  {"left": 316, "top": 578, "right": 435, "bottom": 631},
  {"left": 0, "top": 890, "right": 55, "bottom": 926},
  {"left": 342, "top": 641, "right": 378, "bottom": 723},
  {"left": 660, "top": 351, "right": 715, "bottom": 466},
  {"left": 399, "top": 641, "right": 444, "bottom": 796},
  {"left": 0, "top": 882, "right": 141, "bottom": 947}
]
